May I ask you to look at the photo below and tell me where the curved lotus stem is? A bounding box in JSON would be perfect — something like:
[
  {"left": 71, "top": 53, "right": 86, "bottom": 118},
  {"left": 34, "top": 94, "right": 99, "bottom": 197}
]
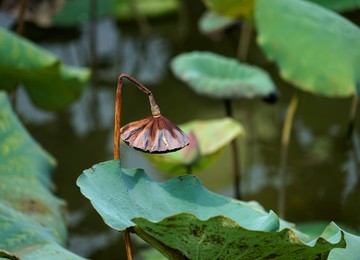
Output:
[
  {"left": 114, "top": 73, "right": 189, "bottom": 159},
  {"left": 113, "top": 73, "right": 160, "bottom": 159}
]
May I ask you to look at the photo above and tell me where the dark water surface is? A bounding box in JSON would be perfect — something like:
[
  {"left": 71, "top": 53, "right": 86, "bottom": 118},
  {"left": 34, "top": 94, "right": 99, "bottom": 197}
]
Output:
[{"left": 8, "top": 2, "right": 360, "bottom": 259}]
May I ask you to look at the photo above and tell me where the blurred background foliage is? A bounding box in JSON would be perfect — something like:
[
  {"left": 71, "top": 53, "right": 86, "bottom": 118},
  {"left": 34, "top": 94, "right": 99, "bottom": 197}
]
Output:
[{"left": 0, "top": 0, "right": 360, "bottom": 259}]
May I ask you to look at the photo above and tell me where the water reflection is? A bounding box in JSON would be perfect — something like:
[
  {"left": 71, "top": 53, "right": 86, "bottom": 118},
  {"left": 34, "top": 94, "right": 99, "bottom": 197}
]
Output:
[
  {"left": 70, "top": 87, "right": 113, "bottom": 136},
  {"left": 0, "top": 12, "right": 15, "bottom": 28},
  {"left": 342, "top": 150, "right": 359, "bottom": 203},
  {"left": 69, "top": 230, "right": 120, "bottom": 258},
  {"left": 16, "top": 86, "right": 56, "bottom": 124}
]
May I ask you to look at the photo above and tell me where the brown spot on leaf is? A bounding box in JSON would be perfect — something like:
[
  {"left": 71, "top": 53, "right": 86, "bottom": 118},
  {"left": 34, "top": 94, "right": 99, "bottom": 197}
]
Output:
[{"left": 20, "top": 198, "right": 50, "bottom": 215}]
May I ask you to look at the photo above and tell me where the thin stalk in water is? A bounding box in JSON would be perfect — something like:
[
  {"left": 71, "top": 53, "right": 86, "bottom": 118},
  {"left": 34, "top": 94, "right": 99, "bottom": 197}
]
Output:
[
  {"left": 231, "top": 21, "right": 252, "bottom": 200},
  {"left": 16, "top": 0, "right": 28, "bottom": 35},
  {"left": 236, "top": 22, "right": 251, "bottom": 62},
  {"left": 128, "top": 0, "right": 151, "bottom": 35},
  {"left": 347, "top": 92, "right": 358, "bottom": 141},
  {"left": 278, "top": 92, "right": 299, "bottom": 218},
  {"left": 224, "top": 99, "right": 242, "bottom": 200},
  {"left": 185, "top": 165, "right": 193, "bottom": 175}
]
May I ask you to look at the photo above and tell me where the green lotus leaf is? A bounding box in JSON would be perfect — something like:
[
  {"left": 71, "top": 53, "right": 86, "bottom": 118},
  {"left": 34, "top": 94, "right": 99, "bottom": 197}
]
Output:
[
  {"left": 255, "top": 0, "right": 360, "bottom": 98},
  {"left": 171, "top": 51, "right": 277, "bottom": 100},
  {"left": 77, "top": 160, "right": 281, "bottom": 232},
  {"left": 201, "top": 0, "right": 358, "bottom": 23},
  {"left": 202, "top": 0, "right": 254, "bottom": 20},
  {"left": 52, "top": 0, "right": 111, "bottom": 26},
  {"left": 77, "top": 160, "right": 353, "bottom": 258},
  {"left": 145, "top": 118, "right": 244, "bottom": 175},
  {"left": 198, "top": 11, "right": 238, "bottom": 35},
  {"left": 133, "top": 214, "right": 347, "bottom": 259},
  {"left": 0, "top": 28, "right": 90, "bottom": 110},
  {"left": 307, "top": 0, "right": 360, "bottom": 12},
  {"left": 112, "top": 0, "right": 179, "bottom": 21},
  {"left": 0, "top": 92, "right": 84, "bottom": 259},
  {"left": 0, "top": 205, "right": 84, "bottom": 260}
]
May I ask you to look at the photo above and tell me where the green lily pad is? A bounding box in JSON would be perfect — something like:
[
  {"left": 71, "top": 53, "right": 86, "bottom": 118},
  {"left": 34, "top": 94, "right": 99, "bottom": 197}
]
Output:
[
  {"left": 0, "top": 91, "right": 84, "bottom": 259},
  {"left": 202, "top": 0, "right": 254, "bottom": 20},
  {"left": 198, "top": 11, "right": 238, "bottom": 35},
  {"left": 112, "top": 0, "right": 179, "bottom": 21},
  {"left": 255, "top": 0, "right": 360, "bottom": 98},
  {"left": 52, "top": 0, "right": 111, "bottom": 26},
  {"left": 0, "top": 28, "right": 90, "bottom": 110},
  {"left": 77, "top": 160, "right": 356, "bottom": 258},
  {"left": 307, "top": 0, "right": 360, "bottom": 12},
  {"left": 145, "top": 118, "right": 245, "bottom": 175},
  {"left": 171, "top": 51, "right": 277, "bottom": 100}
]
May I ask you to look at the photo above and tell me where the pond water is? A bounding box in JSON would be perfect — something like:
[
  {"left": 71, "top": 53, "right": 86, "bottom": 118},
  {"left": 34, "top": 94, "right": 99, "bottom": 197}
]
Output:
[{"left": 4, "top": 1, "right": 360, "bottom": 259}]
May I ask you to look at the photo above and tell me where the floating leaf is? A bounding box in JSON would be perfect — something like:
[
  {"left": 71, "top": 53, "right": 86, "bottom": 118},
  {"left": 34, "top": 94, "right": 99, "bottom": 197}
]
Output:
[
  {"left": 171, "top": 51, "right": 277, "bottom": 100},
  {"left": 255, "top": 0, "right": 360, "bottom": 97},
  {"left": 202, "top": 0, "right": 254, "bottom": 20},
  {"left": 306, "top": 0, "right": 360, "bottom": 12},
  {"left": 0, "top": 91, "right": 84, "bottom": 258},
  {"left": 0, "top": 28, "right": 90, "bottom": 110},
  {"left": 145, "top": 118, "right": 244, "bottom": 174},
  {"left": 112, "top": 0, "right": 179, "bottom": 21},
  {"left": 52, "top": 0, "right": 111, "bottom": 26},
  {"left": 201, "top": 0, "right": 358, "bottom": 25},
  {"left": 198, "top": 11, "right": 238, "bottom": 36},
  {"left": 77, "top": 160, "right": 354, "bottom": 258}
]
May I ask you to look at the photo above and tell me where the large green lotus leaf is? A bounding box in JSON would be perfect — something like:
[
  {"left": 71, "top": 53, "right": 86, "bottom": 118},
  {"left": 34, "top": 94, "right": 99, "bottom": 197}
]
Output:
[
  {"left": 0, "top": 28, "right": 90, "bottom": 110},
  {"left": 112, "top": 0, "right": 179, "bottom": 21},
  {"left": 0, "top": 92, "right": 84, "bottom": 259},
  {"left": 145, "top": 118, "right": 244, "bottom": 175},
  {"left": 133, "top": 213, "right": 346, "bottom": 259},
  {"left": 52, "top": 0, "right": 111, "bottom": 26},
  {"left": 198, "top": 11, "right": 238, "bottom": 35},
  {"left": 307, "top": 0, "right": 360, "bottom": 12},
  {"left": 0, "top": 204, "right": 84, "bottom": 260},
  {"left": 171, "top": 51, "right": 277, "bottom": 100},
  {"left": 77, "top": 160, "right": 282, "bottom": 232},
  {"left": 255, "top": 0, "right": 360, "bottom": 98},
  {"left": 202, "top": 0, "right": 254, "bottom": 20},
  {"left": 77, "top": 160, "right": 360, "bottom": 258}
]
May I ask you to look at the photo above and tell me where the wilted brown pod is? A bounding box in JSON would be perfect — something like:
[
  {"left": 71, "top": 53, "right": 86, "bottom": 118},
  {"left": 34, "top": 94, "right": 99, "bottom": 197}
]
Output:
[{"left": 121, "top": 115, "right": 189, "bottom": 153}]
